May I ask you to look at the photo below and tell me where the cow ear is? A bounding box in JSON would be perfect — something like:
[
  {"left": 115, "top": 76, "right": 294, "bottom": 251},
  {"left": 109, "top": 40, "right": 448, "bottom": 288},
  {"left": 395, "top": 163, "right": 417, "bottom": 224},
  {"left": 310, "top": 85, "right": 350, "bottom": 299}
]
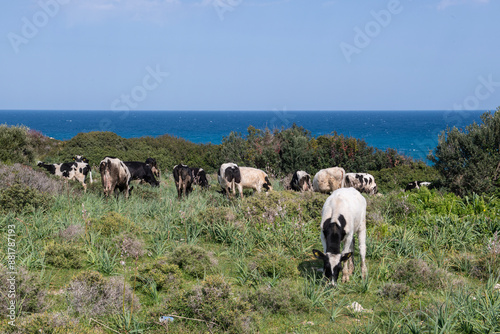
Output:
[
  {"left": 312, "top": 249, "right": 325, "bottom": 259},
  {"left": 341, "top": 252, "right": 353, "bottom": 262}
]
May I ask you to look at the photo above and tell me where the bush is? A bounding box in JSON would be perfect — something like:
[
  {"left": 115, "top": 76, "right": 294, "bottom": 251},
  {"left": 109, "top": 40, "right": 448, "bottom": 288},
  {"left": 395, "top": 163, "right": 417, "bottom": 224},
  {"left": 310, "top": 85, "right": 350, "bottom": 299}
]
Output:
[
  {"left": 371, "top": 162, "right": 442, "bottom": 193},
  {"left": 133, "top": 257, "right": 182, "bottom": 291},
  {"left": 378, "top": 283, "right": 410, "bottom": 300},
  {"left": 169, "top": 245, "right": 218, "bottom": 278},
  {"left": 114, "top": 233, "right": 145, "bottom": 259},
  {"left": 0, "top": 163, "right": 65, "bottom": 195},
  {"left": 44, "top": 241, "right": 85, "bottom": 269},
  {"left": 391, "top": 259, "right": 451, "bottom": 290},
  {"left": 0, "top": 183, "right": 52, "bottom": 213},
  {"left": 65, "top": 270, "right": 139, "bottom": 317},
  {"left": 0, "top": 266, "right": 46, "bottom": 319},
  {"left": 250, "top": 251, "right": 299, "bottom": 279},
  {"left": 430, "top": 109, "right": 500, "bottom": 196},
  {"left": 90, "top": 212, "right": 138, "bottom": 237},
  {"left": 247, "top": 279, "right": 310, "bottom": 314},
  {"left": 168, "top": 275, "right": 254, "bottom": 333},
  {"left": 0, "top": 312, "right": 85, "bottom": 334}
]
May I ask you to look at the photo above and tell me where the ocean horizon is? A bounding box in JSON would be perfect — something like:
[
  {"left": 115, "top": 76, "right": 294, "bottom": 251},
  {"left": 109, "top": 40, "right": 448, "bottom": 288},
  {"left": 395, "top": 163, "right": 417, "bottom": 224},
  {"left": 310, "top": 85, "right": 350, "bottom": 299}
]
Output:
[{"left": 0, "top": 109, "right": 487, "bottom": 162}]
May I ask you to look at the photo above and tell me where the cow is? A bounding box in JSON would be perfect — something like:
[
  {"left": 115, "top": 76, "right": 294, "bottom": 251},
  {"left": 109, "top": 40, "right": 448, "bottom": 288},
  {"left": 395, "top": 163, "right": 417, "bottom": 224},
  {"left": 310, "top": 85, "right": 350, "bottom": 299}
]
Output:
[
  {"left": 173, "top": 164, "right": 193, "bottom": 198},
  {"left": 344, "top": 173, "right": 378, "bottom": 195},
  {"left": 312, "top": 167, "right": 345, "bottom": 194},
  {"left": 405, "top": 181, "right": 432, "bottom": 192},
  {"left": 123, "top": 161, "right": 159, "bottom": 187},
  {"left": 290, "top": 170, "right": 312, "bottom": 192},
  {"left": 99, "top": 157, "right": 132, "bottom": 198},
  {"left": 37, "top": 155, "right": 92, "bottom": 191},
  {"left": 312, "top": 187, "right": 367, "bottom": 285},
  {"left": 145, "top": 158, "right": 160, "bottom": 180},
  {"left": 217, "top": 163, "right": 241, "bottom": 197},
  {"left": 191, "top": 167, "right": 209, "bottom": 189},
  {"left": 235, "top": 167, "right": 273, "bottom": 198}
]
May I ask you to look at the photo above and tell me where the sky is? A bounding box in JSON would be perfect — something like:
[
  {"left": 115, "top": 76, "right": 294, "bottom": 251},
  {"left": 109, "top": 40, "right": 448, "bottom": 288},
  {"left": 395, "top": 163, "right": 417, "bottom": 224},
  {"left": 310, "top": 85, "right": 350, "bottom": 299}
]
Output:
[{"left": 1, "top": 0, "right": 499, "bottom": 111}]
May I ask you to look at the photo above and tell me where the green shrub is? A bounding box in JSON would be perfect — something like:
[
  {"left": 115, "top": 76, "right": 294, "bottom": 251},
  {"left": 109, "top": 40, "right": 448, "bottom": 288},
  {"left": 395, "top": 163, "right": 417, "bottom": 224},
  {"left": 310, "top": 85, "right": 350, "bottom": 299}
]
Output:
[
  {"left": 134, "top": 257, "right": 182, "bottom": 291},
  {"left": 168, "top": 275, "right": 254, "bottom": 333},
  {"left": 0, "top": 312, "right": 86, "bottom": 334},
  {"left": 44, "top": 241, "right": 85, "bottom": 269},
  {"left": 371, "top": 162, "right": 442, "bottom": 193},
  {"left": 378, "top": 283, "right": 410, "bottom": 300},
  {"left": 430, "top": 109, "right": 500, "bottom": 196},
  {"left": 247, "top": 279, "right": 310, "bottom": 314},
  {"left": 250, "top": 251, "right": 299, "bottom": 279},
  {"left": 0, "top": 125, "right": 34, "bottom": 164},
  {"left": 170, "top": 244, "right": 218, "bottom": 278},
  {"left": 391, "top": 259, "right": 451, "bottom": 290},
  {"left": 90, "top": 211, "right": 137, "bottom": 237},
  {"left": 0, "top": 183, "right": 52, "bottom": 213}
]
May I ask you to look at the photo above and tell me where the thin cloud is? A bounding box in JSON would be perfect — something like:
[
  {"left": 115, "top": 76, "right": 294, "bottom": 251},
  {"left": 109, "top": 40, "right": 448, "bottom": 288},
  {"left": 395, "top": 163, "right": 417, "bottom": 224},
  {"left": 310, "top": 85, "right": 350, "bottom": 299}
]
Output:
[{"left": 437, "top": 0, "right": 489, "bottom": 10}]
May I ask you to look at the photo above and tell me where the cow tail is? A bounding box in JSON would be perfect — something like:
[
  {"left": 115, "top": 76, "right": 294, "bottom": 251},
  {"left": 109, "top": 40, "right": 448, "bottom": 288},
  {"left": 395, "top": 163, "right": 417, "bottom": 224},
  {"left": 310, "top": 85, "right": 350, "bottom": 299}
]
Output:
[{"left": 89, "top": 171, "right": 93, "bottom": 184}]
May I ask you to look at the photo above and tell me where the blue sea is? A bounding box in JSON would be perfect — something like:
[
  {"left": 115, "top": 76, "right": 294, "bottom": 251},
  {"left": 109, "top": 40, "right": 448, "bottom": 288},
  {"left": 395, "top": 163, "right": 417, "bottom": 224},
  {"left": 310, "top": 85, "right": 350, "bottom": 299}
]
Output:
[{"left": 0, "top": 110, "right": 487, "bottom": 162}]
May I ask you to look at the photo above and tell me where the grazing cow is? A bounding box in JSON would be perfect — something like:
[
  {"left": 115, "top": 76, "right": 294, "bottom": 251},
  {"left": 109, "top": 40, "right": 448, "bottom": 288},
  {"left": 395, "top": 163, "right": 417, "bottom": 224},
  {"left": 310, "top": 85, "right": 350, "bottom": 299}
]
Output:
[
  {"left": 123, "top": 161, "right": 159, "bottom": 187},
  {"left": 191, "top": 167, "right": 209, "bottom": 189},
  {"left": 235, "top": 167, "right": 273, "bottom": 197},
  {"left": 290, "top": 170, "right": 312, "bottom": 192},
  {"left": 173, "top": 164, "right": 193, "bottom": 198},
  {"left": 313, "top": 167, "right": 345, "bottom": 194},
  {"left": 145, "top": 158, "right": 160, "bottom": 179},
  {"left": 99, "top": 157, "right": 132, "bottom": 198},
  {"left": 37, "top": 155, "right": 92, "bottom": 191},
  {"left": 344, "top": 173, "right": 378, "bottom": 195},
  {"left": 405, "top": 181, "right": 432, "bottom": 192},
  {"left": 218, "top": 163, "right": 241, "bottom": 197},
  {"left": 312, "top": 187, "right": 367, "bottom": 285}
]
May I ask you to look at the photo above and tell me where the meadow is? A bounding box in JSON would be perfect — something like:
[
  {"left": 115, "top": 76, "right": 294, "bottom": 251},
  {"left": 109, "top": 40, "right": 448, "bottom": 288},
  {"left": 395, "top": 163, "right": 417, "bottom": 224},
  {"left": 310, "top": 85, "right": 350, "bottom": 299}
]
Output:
[{"left": 0, "top": 163, "right": 499, "bottom": 333}]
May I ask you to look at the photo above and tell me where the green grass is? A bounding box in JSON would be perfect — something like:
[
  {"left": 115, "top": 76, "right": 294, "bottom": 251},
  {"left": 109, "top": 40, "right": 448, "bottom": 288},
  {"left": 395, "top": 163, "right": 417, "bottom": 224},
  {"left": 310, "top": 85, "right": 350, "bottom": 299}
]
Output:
[{"left": 0, "top": 172, "right": 499, "bottom": 333}]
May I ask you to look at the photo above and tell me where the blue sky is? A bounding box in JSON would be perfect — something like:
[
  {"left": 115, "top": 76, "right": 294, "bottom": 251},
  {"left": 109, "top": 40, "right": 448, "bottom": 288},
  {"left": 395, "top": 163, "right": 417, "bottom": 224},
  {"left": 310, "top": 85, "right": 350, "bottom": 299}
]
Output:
[{"left": 1, "top": 0, "right": 499, "bottom": 111}]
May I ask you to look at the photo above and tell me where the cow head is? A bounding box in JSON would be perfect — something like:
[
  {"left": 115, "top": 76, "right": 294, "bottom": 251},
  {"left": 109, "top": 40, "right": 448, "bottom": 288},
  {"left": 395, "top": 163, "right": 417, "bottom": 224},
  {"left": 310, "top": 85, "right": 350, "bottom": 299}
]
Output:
[
  {"left": 312, "top": 249, "right": 352, "bottom": 285},
  {"left": 263, "top": 176, "right": 273, "bottom": 191},
  {"left": 73, "top": 155, "right": 89, "bottom": 163}
]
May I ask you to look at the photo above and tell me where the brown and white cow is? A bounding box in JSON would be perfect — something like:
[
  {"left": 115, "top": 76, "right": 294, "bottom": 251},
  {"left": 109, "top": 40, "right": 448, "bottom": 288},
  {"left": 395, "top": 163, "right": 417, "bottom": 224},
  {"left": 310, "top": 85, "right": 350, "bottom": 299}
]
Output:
[
  {"left": 344, "top": 173, "right": 378, "bottom": 195},
  {"left": 37, "top": 155, "right": 92, "bottom": 191},
  {"left": 290, "top": 170, "right": 312, "bottom": 192},
  {"left": 235, "top": 167, "right": 273, "bottom": 197},
  {"left": 312, "top": 167, "right": 345, "bottom": 194},
  {"left": 99, "top": 157, "right": 132, "bottom": 198}
]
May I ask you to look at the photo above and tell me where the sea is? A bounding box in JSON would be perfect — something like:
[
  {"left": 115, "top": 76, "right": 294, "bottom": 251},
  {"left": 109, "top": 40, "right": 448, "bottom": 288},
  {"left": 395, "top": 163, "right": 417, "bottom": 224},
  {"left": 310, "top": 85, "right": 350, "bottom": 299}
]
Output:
[{"left": 0, "top": 110, "right": 487, "bottom": 162}]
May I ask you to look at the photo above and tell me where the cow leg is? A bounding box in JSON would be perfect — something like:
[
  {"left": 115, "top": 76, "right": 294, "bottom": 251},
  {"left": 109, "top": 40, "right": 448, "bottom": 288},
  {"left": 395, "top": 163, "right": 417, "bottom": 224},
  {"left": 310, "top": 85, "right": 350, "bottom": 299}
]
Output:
[
  {"left": 341, "top": 236, "right": 354, "bottom": 283},
  {"left": 358, "top": 227, "right": 367, "bottom": 280}
]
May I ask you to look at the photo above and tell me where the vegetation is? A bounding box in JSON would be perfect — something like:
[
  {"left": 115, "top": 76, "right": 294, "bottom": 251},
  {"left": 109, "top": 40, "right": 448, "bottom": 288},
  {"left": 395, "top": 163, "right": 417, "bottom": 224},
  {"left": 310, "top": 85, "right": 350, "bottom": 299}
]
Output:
[{"left": 0, "top": 110, "right": 498, "bottom": 333}]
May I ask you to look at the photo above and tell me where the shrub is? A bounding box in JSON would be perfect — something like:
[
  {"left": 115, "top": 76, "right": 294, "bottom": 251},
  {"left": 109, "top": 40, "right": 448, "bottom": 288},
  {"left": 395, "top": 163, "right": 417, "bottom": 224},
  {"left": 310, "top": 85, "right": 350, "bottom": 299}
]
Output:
[
  {"left": 90, "top": 212, "right": 137, "bottom": 237},
  {"left": 391, "top": 259, "right": 450, "bottom": 290},
  {"left": 169, "top": 245, "right": 218, "bottom": 278},
  {"left": 430, "top": 109, "right": 500, "bottom": 196},
  {"left": 58, "top": 224, "right": 84, "bottom": 241},
  {"left": 0, "top": 266, "right": 46, "bottom": 319},
  {"left": 0, "top": 125, "right": 34, "bottom": 164},
  {"left": 44, "top": 241, "right": 85, "bottom": 269},
  {"left": 247, "top": 279, "right": 310, "bottom": 314},
  {"left": 0, "top": 183, "right": 52, "bottom": 213},
  {"left": 0, "top": 163, "right": 64, "bottom": 195},
  {"left": 378, "top": 283, "right": 410, "bottom": 300},
  {"left": 168, "top": 275, "right": 254, "bottom": 333},
  {"left": 114, "top": 233, "right": 145, "bottom": 259},
  {"left": 133, "top": 257, "right": 183, "bottom": 291},
  {"left": 65, "top": 270, "right": 139, "bottom": 317},
  {"left": 0, "top": 312, "right": 86, "bottom": 334},
  {"left": 250, "top": 251, "right": 299, "bottom": 279}
]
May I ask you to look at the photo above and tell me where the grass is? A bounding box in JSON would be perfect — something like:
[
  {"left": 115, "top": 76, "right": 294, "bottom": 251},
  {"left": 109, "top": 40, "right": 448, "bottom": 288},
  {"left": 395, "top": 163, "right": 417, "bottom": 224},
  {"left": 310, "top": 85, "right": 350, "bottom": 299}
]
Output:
[{"left": 0, "top": 169, "right": 499, "bottom": 333}]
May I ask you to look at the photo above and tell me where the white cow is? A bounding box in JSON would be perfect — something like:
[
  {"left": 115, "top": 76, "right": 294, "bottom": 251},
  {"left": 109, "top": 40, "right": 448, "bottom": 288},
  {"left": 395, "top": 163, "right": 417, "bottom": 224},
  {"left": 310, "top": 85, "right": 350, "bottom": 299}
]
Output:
[
  {"left": 344, "top": 173, "right": 377, "bottom": 195},
  {"left": 312, "top": 167, "right": 345, "bottom": 194},
  {"left": 312, "top": 187, "right": 367, "bottom": 285},
  {"left": 235, "top": 167, "right": 273, "bottom": 197}
]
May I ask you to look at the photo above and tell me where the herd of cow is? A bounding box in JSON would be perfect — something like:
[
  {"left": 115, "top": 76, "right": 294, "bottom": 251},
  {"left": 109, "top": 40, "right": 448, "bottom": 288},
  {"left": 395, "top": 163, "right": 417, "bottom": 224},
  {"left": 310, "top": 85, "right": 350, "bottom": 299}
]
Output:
[{"left": 36, "top": 155, "right": 432, "bottom": 285}]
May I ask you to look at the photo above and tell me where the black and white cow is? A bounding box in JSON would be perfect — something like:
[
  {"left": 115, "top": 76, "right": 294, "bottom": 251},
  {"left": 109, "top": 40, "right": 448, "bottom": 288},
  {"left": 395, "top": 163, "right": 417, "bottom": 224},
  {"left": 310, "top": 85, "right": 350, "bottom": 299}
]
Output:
[
  {"left": 344, "top": 173, "right": 378, "bottom": 195},
  {"left": 123, "top": 161, "right": 159, "bottom": 187},
  {"left": 290, "top": 170, "right": 312, "bottom": 192},
  {"left": 405, "top": 181, "right": 432, "bottom": 192},
  {"left": 99, "top": 157, "right": 132, "bottom": 198},
  {"left": 313, "top": 187, "right": 367, "bottom": 285},
  {"left": 191, "top": 167, "right": 209, "bottom": 189},
  {"left": 145, "top": 158, "right": 160, "bottom": 180},
  {"left": 173, "top": 164, "right": 193, "bottom": 198},
  {"left": 37, "top": 155, "right": 92, "bottom": 191},
  {"left": 217, "top": 163, "right": 241, "bottom": 197},
  {"left": 236, "top": 167, "right": 273, "bottom": 197}
]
